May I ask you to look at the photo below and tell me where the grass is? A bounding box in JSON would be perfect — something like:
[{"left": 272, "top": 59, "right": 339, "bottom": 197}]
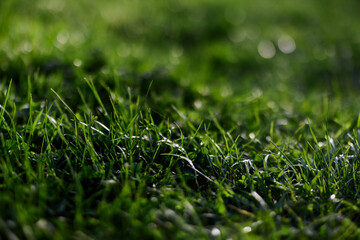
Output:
[{"left": 1, "top": 0, "right": 360, "bottom": 239}]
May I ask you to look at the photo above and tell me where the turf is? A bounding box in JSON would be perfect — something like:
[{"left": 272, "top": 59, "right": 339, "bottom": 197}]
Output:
[{"left": 1, "top": 0, "right": 360, "bottom": 239}]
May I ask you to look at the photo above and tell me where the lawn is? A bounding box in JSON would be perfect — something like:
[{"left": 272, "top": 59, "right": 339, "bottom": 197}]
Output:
[{"left": 1, "top": 0, "right": 360, "bottom": 239}]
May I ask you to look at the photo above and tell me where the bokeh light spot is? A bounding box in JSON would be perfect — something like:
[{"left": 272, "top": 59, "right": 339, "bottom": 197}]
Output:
[
  {"left": 277, "top": 35, "right": 296, "bottom": 54},
  {"left": 258, "top": 40, "right": 276, "bottom": 59},
  {"left": 57, "top": 32, "right": 69, "bottom": 45}
]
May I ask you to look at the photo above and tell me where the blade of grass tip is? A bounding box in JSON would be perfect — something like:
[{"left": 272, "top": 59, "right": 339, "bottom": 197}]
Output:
[
  {"left": 55, "top": 115, "right": 69, "bottom": 146},
  {"left": 27, "top": 75, "right": 32, "bottom": 101},
  {"left": 123, "top": 80, "right": 153, "bottom": 130},
  {"left": 128, "top": 87, "right": 133, "bottom": 118},
  {"left": 27, "top": 76, "right": 33, "bottom": 126},
  {"left": 270, "top": 140, "right": 296, "bottom": 172},
  {"left": 305, "top": 140, "right": 319, "bottom": 169},
  {"left": 0, "top": 79, "right": 12, "bottom": 128},
  {"left": 109, "top": 95, "right": 121, "bottom": 124},
  {"left": 0, "top": 107, "right": 11, "bottom": 131},
  {"left": 50, "top": 88, "right": 78, "bottom": 120},
  {"left": 173, "top": 121, "right": 185, "bottom": 151},
  {"left": 43, "top": 102, "right": 55, "bottom": 125},
  {"left": 0, "top": 103, "right": 22, "bottom": 147},
  {"left": 356, "top": 129, "right": 360, "bottom": 150},
  {"left": 161, "top": 153, "right": 214, "bottom": 182},
  {"left": 126, "top": 113, "right": 140, "bottom": 134},
  {"left": 78, "top": 121, "right": 105, "bottom": 136},
  {"left": 171, "top": 105, "right": 187, "bottom": 120},
  {"left": 144, "top": 79, "right": 153, "bottom": 100},
  {"left": 95, "top": 120, "right": 109, "bottom": 132},
  {"left": 77, "top": 87, "right": 91, "bottom": 113},
  {"left": 211, "top": 113, "right": 225, "bottom": 136},
  {"left": 135, "top": 79, "right": 153, "bottom": 112},
  {"left": 30, "top": 109, "right": 44, "bottom": 137},
  {"left": 85, "top": 77, "right": 109, "bottom": 117},
  {"left": 307, "top": 118, "right": 320, "bottom": 148},
  {"left": 308, "top": 118, "right": 327, "bottom": 168},
  {"left": 186, "top": 120, "right": 203, "bottom": 148},
  {"left": 123, "top": 86, "right": 143, "bottom": 134},
  {"left": 325, "top": 134, "right": 335, "bottom": 157},
  {"left": 208, "top": 136, "right": 225, "bottom": 158}
]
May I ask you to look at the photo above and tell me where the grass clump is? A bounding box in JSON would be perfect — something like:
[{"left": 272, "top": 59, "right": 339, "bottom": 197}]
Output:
[{"left": 1, "top": 0, "right": 360, "bottom": 239}]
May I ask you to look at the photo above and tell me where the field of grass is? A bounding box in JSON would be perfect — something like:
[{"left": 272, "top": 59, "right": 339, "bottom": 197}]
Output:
[{"left": 1, "top": 0, "right": 360, "bottom": 239}]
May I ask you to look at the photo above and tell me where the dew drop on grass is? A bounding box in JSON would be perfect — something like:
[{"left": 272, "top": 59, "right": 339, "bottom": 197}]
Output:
[
  {"left": 243, "top": 226, "right": 252, "bottom": 233},
  {"left": 211, "top": 228, "right": 221, "bottom": 237},
  {"left": 249, "top": 133, "right": 255, "bottom": 139},
  {"left": 36, "top": 219, "right": 55, "bottom": 233},
  {"left": 101, "top": 179, "right": 116, "bottom": 186},
  {"left": 73, "top": 59, "right": 82, "bottom": 67}
]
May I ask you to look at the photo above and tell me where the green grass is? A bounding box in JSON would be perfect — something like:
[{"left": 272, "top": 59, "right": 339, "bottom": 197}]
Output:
[{"left": 1, "top": 0, "right": 360, "bottom": 239}]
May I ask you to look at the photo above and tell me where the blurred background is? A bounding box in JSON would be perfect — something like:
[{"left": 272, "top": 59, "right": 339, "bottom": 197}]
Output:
[{"left": 1, "top": 0, "right": 360, "bottom": 128}]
